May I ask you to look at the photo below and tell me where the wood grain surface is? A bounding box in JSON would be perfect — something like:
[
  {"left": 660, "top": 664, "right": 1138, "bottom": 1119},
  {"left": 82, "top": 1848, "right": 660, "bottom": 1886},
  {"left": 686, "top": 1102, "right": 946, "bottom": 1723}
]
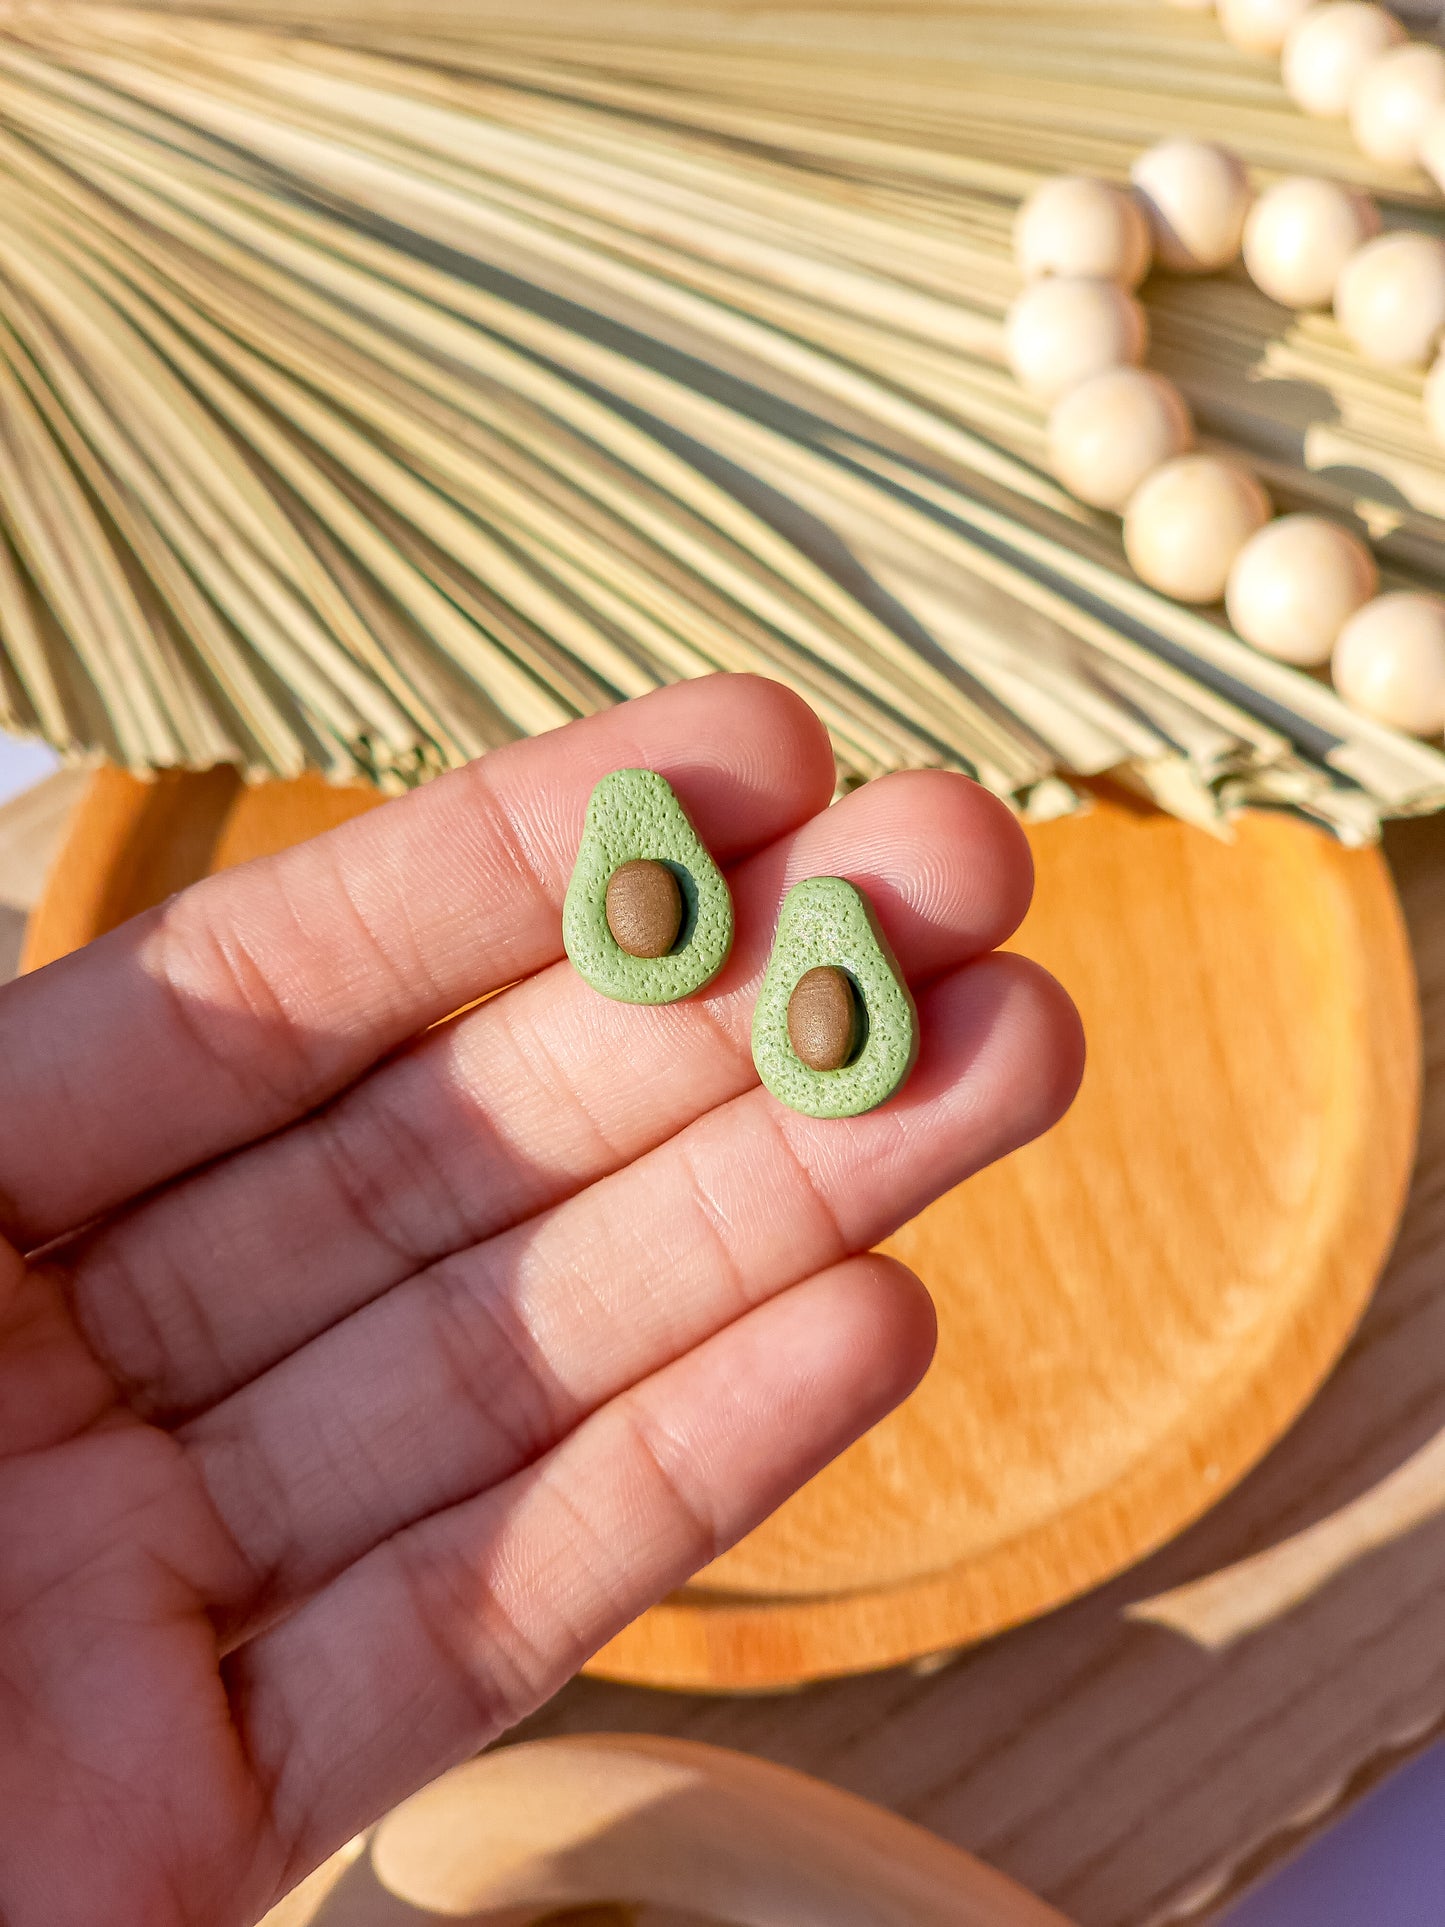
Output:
[
  {"left": 258, "top": 1728, "right": 1071, "bottom": 1927},
  {"left": 280, "top": 1735, "right": 1075, "bottom": 1925},
  {"left": 18, "top": 771, "right": 1421, "bottom": 1703}
]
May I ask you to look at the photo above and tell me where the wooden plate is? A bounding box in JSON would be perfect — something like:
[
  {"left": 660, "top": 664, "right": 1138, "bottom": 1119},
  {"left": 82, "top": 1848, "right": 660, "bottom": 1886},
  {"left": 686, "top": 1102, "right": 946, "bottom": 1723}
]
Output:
[
  {"left": 263, "top": 1742, "right": 1078, "bottom": 1919},
  {"left": 263, "top": 1735, "right": 1071, "bottom": 1926},
  {"left": 24, "top": 771, "right": 1421, "bottom": 1691}
]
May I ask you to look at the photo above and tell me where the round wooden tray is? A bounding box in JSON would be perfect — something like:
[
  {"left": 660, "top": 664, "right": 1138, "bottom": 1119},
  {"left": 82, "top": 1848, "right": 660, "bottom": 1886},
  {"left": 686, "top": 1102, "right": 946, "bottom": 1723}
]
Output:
[
  {"left": 24, "top": 770, "right": 1421, "bottom": 1692},
  {"left": 264, "top": 1735, "right": 1070, "bottom": 1926}
]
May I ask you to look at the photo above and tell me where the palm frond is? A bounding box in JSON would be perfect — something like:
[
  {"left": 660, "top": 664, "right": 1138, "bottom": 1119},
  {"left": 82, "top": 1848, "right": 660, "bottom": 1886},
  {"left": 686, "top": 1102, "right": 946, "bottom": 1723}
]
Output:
[{"left": 0, "top": 0, "right": 1441, "bottom": 834}]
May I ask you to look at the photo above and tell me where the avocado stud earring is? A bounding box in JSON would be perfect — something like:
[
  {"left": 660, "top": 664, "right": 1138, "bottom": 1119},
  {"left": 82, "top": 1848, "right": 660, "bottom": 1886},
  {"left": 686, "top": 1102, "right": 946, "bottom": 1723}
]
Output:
[
  {"left": 752, "top": 877, "right": 918, "bottom": 1119},
  {"left": 563, "top": 769, "right": 734, "bottom": 1004}
]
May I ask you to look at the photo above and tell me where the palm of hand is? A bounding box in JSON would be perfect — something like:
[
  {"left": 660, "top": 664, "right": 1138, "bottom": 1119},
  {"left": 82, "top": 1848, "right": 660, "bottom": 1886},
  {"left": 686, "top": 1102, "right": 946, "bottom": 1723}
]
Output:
[{"left": 0, "top": 680, "right": 1081, "bottom": 1927}]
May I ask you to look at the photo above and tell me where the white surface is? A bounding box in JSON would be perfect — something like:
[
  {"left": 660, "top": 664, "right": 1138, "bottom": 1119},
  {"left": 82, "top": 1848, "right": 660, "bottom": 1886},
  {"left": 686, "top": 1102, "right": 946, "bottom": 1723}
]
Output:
[{"left": 0, "top": 732, "right": 58, "bottom": 806}]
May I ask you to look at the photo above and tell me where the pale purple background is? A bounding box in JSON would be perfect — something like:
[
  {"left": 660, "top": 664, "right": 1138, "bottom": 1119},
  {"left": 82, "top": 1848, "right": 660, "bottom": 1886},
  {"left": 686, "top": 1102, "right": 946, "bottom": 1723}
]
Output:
[
  {"left": 0, "top": 731, "right": 58, "bottom": 805},
  {"left": 0, "top": 728, "right": 1439, "bottom": 1922}
]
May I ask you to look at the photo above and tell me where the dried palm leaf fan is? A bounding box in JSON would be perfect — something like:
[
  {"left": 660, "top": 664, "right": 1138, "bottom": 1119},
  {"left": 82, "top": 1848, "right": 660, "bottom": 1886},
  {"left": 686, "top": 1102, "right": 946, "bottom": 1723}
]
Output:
[{"left": 1, "top": 0, "right": 1445, "bottom": 838}]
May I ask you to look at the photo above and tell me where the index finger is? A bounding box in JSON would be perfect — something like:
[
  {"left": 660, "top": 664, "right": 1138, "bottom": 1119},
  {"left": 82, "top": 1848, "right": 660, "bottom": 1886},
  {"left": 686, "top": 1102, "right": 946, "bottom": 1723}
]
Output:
[{"left": 0, "top": 676, "right": 835, "bottom": 1248}]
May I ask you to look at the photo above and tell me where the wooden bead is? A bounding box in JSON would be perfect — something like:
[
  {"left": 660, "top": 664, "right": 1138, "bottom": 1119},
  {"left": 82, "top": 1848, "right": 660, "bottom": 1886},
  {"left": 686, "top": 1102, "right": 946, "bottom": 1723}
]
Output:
[
  {"left": 1129, "top": 140, "right": 1253, "bottom": 275},
  {"left": 1217, "top": 0, "right": 1314, "bottom": 54},
  {"left": 1123, "top": 456, "right": 1273, "bottom": 604},
  {"left": 605, "top": 858, "right": 684, "bottom": 958},
  {"left": 787, "top": 966, "right": 861, "bottom": 1072},
  {"left": 1047, "top": 368, "right": 1195, "bottom": 512},
  {"left": 1225, "top": 515, "right": 1379, "bottom": 665},
  {"left": 1335, "top": 230, "right": 1445, "bottom": 368},
  {"left": 1242, "top": 177, "right": 1380, "bottom": 310},
  {"left": 1282, "top": 4, "right": 1407, "bottom": 119},
  {"left": 1004, "top": 278, "right": 1148, "bottom": 400},
  {"left": 1014, "top": 176, "right": 1153, "bottom": 288},
  {"left": 1350, "top": 41, "right": 1445, "bottom": 165},
  {"left": 1332, "top": 593, "right": 1445, "bottom": 735}
]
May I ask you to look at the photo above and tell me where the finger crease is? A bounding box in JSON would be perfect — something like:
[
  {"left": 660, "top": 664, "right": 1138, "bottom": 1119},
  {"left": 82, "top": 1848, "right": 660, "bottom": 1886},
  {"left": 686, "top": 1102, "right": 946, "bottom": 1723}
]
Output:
[
  {"left": 423, "top": 1260, "right": 566, "bottom": 1472},
  {"left": 465, "top": 763, "right": 557, "bottom": 939},
  {"left": 385, "top": 1529, "right": 538, "bottom": 1735},
  {"left": 493, "top": 998, "right": 623, "bottom": 1172},
  {"left": 307, "top": 1102, "right": 458, "bottom": 1281},
  {"left": 613, "top": 1395, "right": 722, "bottom": 1571},
  {"left": 765, "top": 1111, "right": 852, "bottom": 1267},
  {"left": 154, "top": 904, "right": 327, "bottom": 1120},
  {"left": 56, "top": 1250, "right": 188, "bottom": 1417},
  {"left": 674, "top": 1140, "right": 753, "bottom": 1322}
]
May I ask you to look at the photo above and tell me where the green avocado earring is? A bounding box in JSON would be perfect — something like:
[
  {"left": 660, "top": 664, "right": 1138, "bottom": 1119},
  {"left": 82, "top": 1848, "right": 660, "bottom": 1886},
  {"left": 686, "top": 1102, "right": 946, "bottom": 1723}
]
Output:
[
  {"left": 752, "top": 877, "right": 918, "bottom": 1119},
  {"left": 563, "top": 769, "right": 733, "bottom": 1004}
]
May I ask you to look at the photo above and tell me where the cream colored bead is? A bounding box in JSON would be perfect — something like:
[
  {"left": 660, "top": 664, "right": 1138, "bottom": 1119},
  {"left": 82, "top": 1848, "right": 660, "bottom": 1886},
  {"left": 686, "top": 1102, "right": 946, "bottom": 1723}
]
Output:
[
  {"left": 1014, "top": 177, "right": 1153, "bottom": 288},
  {"left": 1129, "top": 140, "right": 1253, "bottom": 274},
  {"left": 1047, "top": 368, "right": 1196, "bottom": 512},
  {"left": 1332, "top": 593, "right": 1445, "bottom": 734},
  {"left": 1225, "top": 515, "right": 1378, "bottom": 664},
  {"left": 1334, "top": 230, "right": 1445, "bottom": 367},
  {"left": 1217, "top": 0, "right": 1314, "bottom": 53},
  {"left": 1004, "top": 278, "right": 1148, "bottom": 400},
  {"left": 1123, "top": 456, "right": 1273, "bottom": 604},
  {"left": 1282, "top": 4, "right": 1408, "bottom": 119},
  {"left": 1242, "top": 177, "right": 1380, "bottom": 309},
  {"left": 1350, "top": 42, "right": 1445, "bottom": 165}
]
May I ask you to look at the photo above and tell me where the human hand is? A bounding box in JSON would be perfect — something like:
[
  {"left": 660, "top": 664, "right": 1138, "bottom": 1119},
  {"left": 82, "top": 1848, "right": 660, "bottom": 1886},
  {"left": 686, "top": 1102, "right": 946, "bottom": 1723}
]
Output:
[{"left": 0, "top": 677, "right": 1082, "bottom": 1927}]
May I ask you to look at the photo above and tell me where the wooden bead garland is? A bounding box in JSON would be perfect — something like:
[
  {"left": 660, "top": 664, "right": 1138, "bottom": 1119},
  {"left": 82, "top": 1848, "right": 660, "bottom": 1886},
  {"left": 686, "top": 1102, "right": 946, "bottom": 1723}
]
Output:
[
  {"left": 1011, "top": 105, "right": 1445, "bottom": 739},
  {"left": 1174, "top": 5, "right": 1445, "bottom": 699},
  {"left": 1013, "top": 0, "right": 1445, "bottom": 742}
]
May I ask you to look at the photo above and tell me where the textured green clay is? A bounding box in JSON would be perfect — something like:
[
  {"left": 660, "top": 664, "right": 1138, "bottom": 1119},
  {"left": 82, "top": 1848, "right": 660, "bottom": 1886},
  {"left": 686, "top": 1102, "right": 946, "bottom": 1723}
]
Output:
[
  {"left": 564, "top": 769, "right": 733, "bottom": 1004},
  {"left": 752, "top": 877, "right": 918, "bottom": 1119}
]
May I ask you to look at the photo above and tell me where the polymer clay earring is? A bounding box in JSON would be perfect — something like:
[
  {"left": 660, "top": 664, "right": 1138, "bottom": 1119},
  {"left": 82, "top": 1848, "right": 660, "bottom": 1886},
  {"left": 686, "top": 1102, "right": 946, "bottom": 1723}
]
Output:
[
  {"left": 563, "top": 769, "right": 733, "bottom": 1004},
  {"left": 752, "top": 877, "right": 918, "bottom": 1119}
]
